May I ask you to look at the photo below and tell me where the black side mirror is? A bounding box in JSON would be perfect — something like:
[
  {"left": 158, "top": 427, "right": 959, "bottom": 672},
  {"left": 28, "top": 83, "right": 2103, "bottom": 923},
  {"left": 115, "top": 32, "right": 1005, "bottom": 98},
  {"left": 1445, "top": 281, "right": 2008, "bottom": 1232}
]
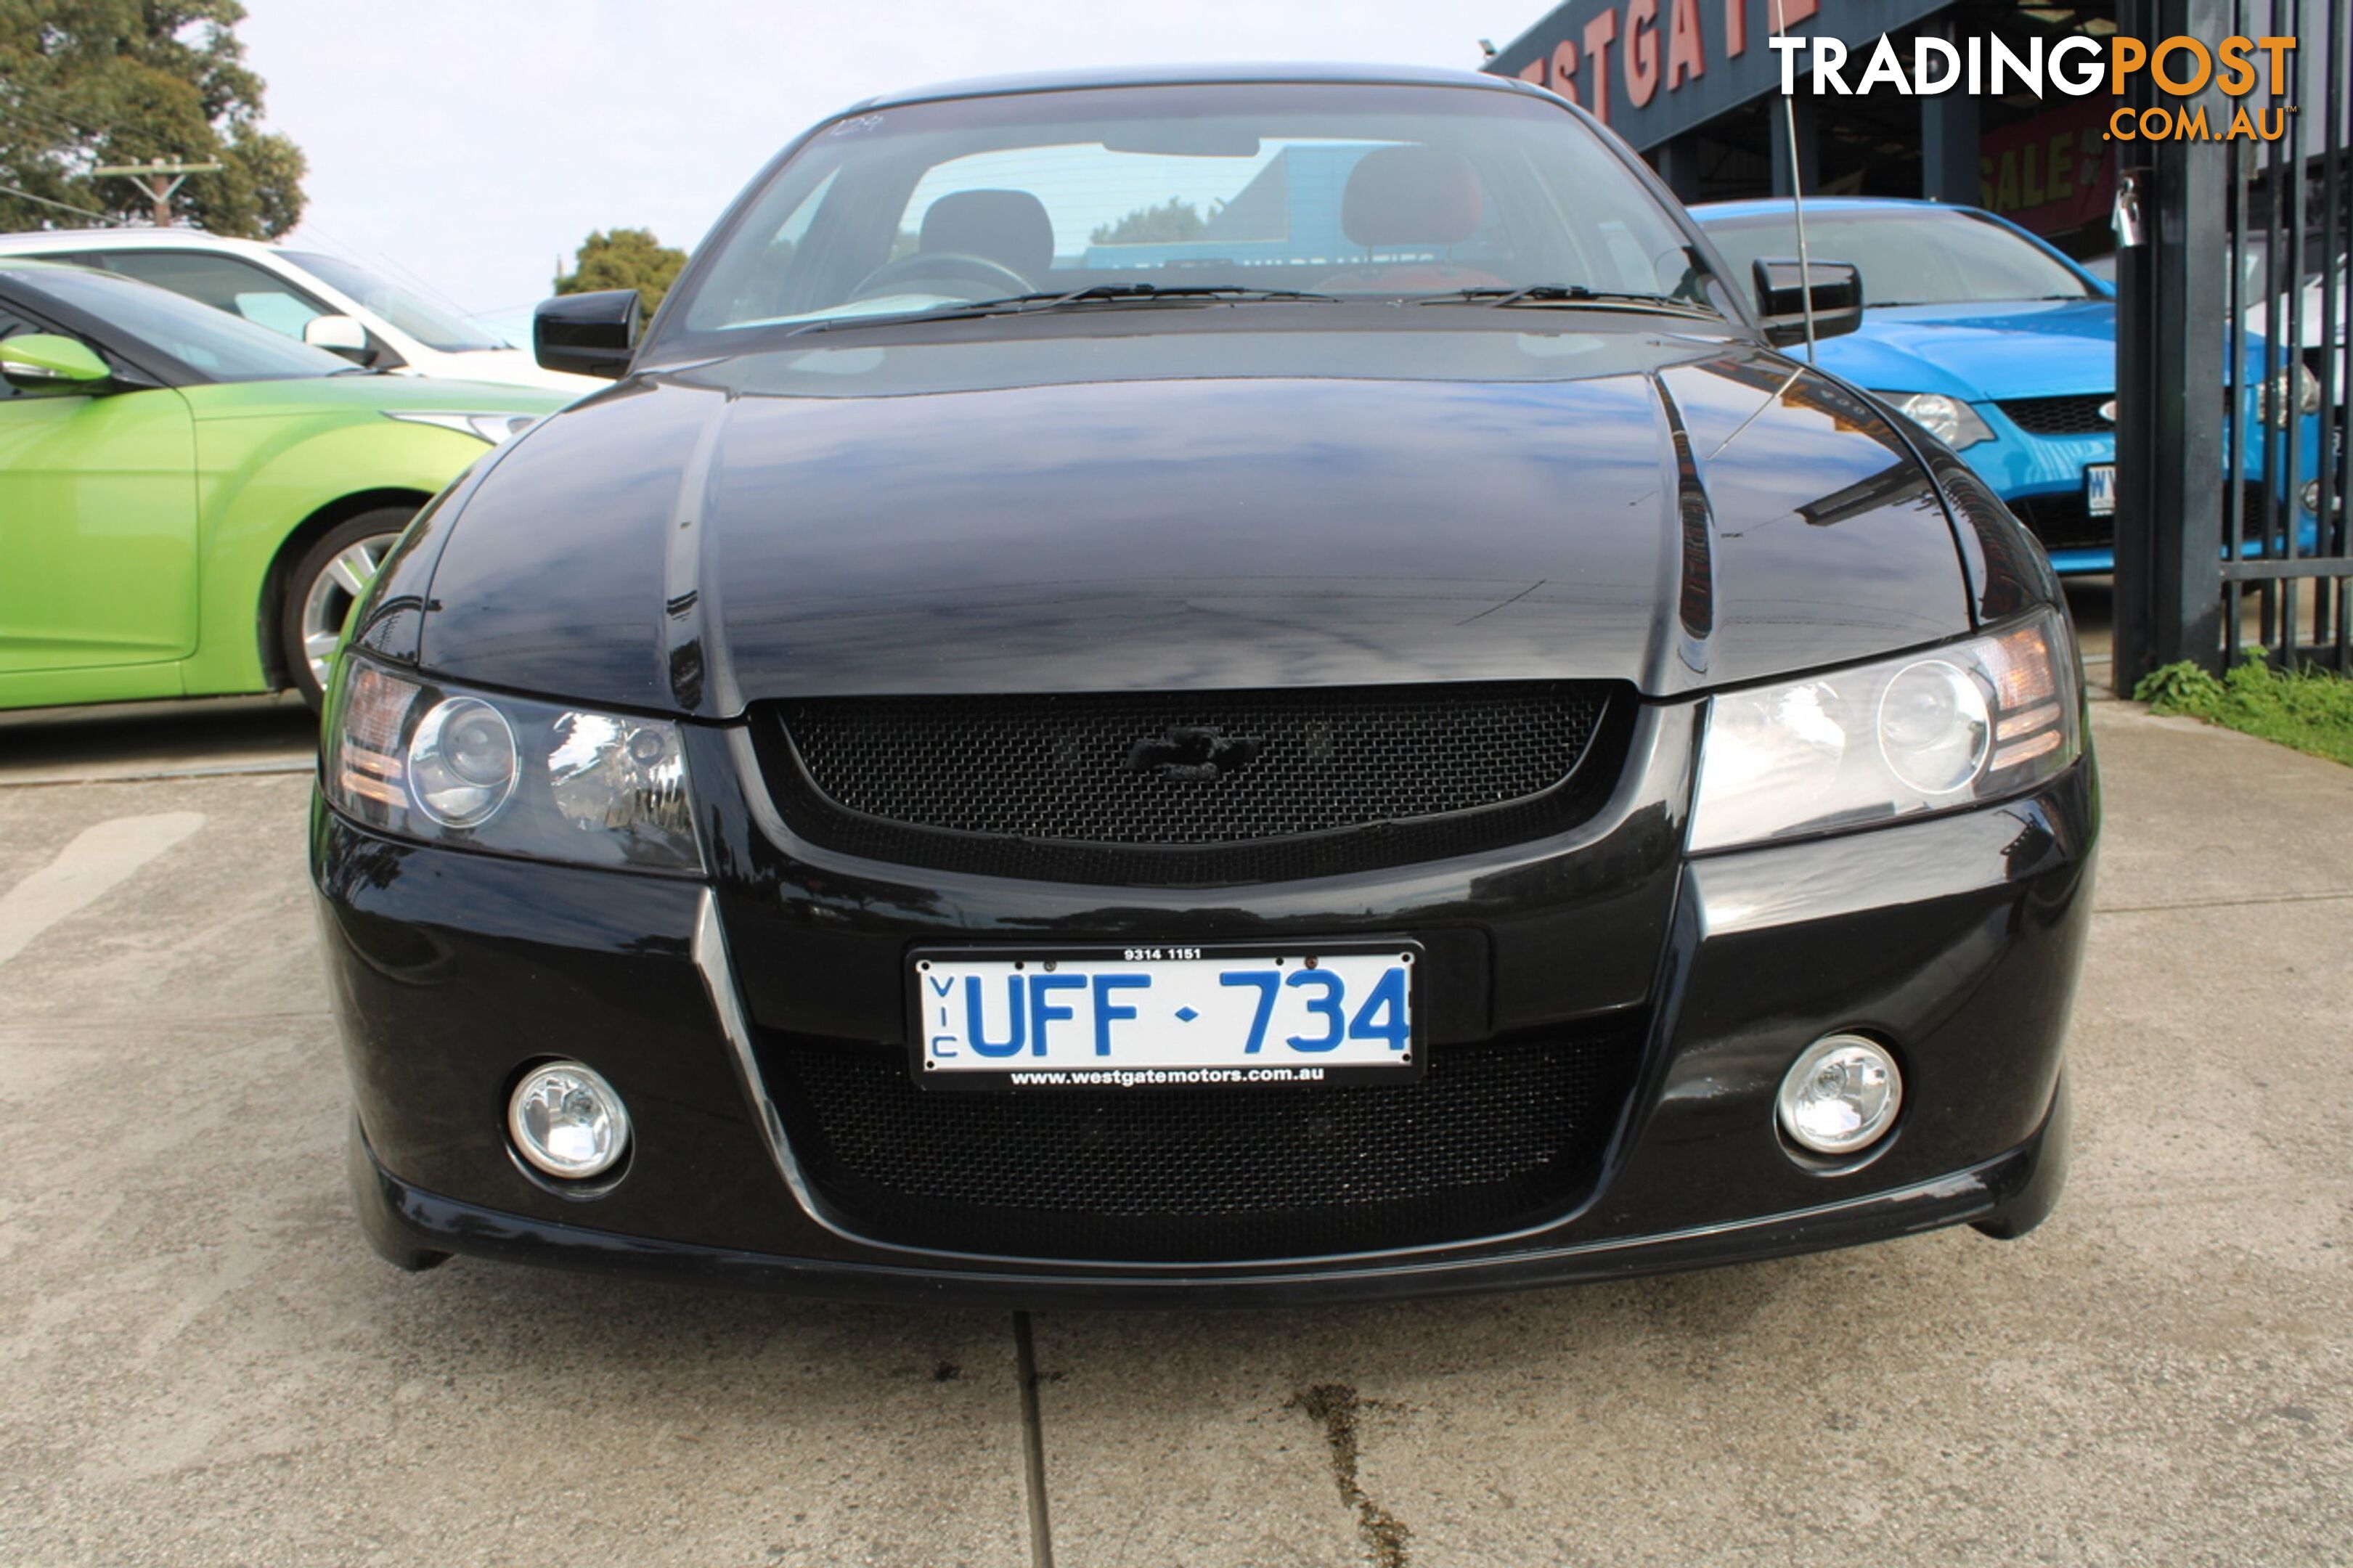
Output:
[
  {"left": 1753, "top": 258, "right": 1863, "bottom": 348},
  {"left": 534, "top": 290, "right": 641, "bottom": 379}
]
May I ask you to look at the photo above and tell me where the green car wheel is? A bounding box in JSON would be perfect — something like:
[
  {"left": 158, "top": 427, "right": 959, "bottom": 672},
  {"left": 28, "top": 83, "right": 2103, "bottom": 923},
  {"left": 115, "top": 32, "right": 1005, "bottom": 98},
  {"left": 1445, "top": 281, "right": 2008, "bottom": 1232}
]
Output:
[
  {"left": 0, "top": 258, "right": 563, "bottom": 715},
  {"left": 284, "top": 509, "right": 411, "bottom": 709}
]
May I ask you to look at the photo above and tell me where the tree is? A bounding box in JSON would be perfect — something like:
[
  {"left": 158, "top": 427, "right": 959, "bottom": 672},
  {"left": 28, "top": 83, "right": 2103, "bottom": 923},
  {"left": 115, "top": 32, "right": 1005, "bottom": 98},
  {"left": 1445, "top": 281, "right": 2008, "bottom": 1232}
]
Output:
[
  {"left": 0, "top": 1, "right": 306, "bottom": 236},
  {"left": 1091, "top": 197, "right": 1222, "bottom": 247},
  {"left": 555, "top": 228, "right": 688, "bottom": 314}
]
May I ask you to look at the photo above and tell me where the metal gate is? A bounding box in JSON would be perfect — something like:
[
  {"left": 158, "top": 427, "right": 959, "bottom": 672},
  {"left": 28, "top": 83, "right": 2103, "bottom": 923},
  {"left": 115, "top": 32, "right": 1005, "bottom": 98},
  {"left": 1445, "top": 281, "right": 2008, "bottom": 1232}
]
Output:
[{"left": 2113, "top": 0, "right": 2352, "bottom": 684}]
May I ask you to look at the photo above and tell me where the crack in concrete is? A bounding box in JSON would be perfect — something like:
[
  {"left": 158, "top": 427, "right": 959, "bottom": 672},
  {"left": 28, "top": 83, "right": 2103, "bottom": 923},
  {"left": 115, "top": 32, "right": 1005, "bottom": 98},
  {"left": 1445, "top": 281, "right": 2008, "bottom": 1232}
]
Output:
[
  {"left": 2096, "top": 888, "right": 2353, "bottom": 915},
  {"left": 1013, "top": 1312, "right": 1055, "bottom": 1568},
  {"left": 1289, "top": 1384, "right": 1411, "bottom": 1568}
]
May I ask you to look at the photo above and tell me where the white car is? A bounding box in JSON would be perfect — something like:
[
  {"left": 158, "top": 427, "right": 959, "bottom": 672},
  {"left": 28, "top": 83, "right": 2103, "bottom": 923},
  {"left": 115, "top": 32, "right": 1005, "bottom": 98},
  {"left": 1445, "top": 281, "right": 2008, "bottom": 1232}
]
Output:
[
  {"left": 0, "top": 228, "right": 600, "bottom": 393},
  {"left": 2244, "top": 248, "right": 2348, "bottom": 354}
]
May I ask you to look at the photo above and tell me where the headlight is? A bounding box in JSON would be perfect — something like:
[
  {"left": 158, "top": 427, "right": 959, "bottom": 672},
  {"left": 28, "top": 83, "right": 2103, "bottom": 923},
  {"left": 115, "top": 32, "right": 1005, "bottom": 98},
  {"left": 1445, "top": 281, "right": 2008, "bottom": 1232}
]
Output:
[
  {"left": 405, "top": 695, "right": 518, "bottom": 826},
  {"left": 1689, "top": 607, "right": 2081, "bottom": 854},
  {"left": 2259, "top": 362, "right": 2320, "bottom": 428},
  {"left": 322, "top": 659, "right": 701, "bottom": 872},
  {"left": 1882, "top": 392, "right": 1995, "bottom": 449},
  {"left": 383, "top": 410, "right": 540, "bottom": 444}
]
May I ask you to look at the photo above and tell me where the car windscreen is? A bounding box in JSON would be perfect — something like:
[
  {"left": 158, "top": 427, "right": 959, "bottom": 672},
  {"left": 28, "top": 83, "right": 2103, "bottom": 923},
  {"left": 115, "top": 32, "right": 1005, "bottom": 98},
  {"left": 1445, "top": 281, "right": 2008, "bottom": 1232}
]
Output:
[
  {"left": 278, "top": 250, "right": 505, "bottom": 351},
  {"left": 1698, "top": 209, "right": 2096, "bottom": 308},
  {"left": 12, "top": 263, "right": 349, "bottom": 381},
  {"left": 661, "top": 83, "right": 1720, "bottom": 350}
]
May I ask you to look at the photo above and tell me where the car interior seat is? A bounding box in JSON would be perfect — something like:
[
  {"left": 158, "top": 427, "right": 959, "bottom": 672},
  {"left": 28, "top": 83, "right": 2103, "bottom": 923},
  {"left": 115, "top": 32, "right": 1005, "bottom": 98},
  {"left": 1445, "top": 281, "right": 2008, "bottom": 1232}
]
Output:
[
  {"left": 1318, "top": 145, "right": 1506, "bottom": 293},
  {"left": 918, "top": 189, "right": 1056, "bottom": 283}
]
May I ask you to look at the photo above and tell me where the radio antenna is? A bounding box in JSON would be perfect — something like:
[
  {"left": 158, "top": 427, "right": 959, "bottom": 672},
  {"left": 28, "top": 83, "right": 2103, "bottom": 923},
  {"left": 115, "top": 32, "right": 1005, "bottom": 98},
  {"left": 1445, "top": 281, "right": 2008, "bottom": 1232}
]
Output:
[{"left": 1774, "top": 0, "right": 1818, "bottom": 362}]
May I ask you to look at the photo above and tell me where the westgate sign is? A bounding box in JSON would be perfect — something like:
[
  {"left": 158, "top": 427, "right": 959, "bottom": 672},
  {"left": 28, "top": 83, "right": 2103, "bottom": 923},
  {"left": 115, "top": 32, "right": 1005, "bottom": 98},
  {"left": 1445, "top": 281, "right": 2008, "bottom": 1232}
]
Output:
[{"left": 1484, "top": 0, "right": 1956, "bottom": 149}]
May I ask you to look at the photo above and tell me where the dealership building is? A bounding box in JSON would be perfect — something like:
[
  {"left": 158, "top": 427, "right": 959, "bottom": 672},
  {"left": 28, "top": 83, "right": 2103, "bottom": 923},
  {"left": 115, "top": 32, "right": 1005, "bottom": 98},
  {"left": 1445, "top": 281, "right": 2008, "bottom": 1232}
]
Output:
[{"left": 1483, "top": 0, "right": 2122, "bottom": 258}]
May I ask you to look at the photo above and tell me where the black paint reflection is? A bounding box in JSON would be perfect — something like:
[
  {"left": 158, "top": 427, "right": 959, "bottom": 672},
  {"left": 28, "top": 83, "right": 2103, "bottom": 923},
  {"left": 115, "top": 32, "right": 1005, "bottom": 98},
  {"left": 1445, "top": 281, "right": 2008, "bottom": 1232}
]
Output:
[{"left": 420, "top": 327, "right": 1987, "bottom": 715}]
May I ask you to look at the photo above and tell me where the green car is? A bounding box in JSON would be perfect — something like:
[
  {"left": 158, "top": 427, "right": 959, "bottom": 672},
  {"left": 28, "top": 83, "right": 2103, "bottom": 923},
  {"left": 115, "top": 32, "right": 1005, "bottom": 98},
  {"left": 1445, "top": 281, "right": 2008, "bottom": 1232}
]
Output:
[{"left": 0, "top": 258, "right": 565, "bottom": 710}]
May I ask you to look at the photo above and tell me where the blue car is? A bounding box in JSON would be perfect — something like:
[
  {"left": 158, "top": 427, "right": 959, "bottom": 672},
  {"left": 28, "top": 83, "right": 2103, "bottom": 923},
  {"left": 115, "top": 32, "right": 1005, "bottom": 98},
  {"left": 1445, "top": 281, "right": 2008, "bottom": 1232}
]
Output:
[
  {"left": 1695, "top": 197, "right": 2317, "bottom": 575},
  {"left": 1693, "top": 198, "right": 2119, "bottom": 571}
]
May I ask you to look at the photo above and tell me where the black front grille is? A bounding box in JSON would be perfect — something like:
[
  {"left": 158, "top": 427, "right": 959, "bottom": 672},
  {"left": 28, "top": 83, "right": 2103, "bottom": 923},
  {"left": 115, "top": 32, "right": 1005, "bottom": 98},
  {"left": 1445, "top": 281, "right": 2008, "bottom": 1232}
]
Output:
[
  {"left": 2007, "top": 491, "right": 2113, "bottom": 552},
  {"left": 2227, "top": 480, "right": 2308, "bottom": 546},
  {"left": 1998, "top": 394, "right": 2115, "bottom": 437},
  {"left": 762, "top": 1021, "right": 1643, "bottom": 1262},
  {"left": 762, "top": 683, "right": 1622, "bottom": 886}
]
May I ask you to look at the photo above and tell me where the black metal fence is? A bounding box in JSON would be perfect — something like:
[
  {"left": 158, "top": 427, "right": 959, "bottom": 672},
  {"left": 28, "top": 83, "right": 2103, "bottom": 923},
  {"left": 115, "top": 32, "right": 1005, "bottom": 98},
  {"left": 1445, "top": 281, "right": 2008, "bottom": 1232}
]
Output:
[{"left": 2114, "top": 0, "right": 2352, "bottom": 685}]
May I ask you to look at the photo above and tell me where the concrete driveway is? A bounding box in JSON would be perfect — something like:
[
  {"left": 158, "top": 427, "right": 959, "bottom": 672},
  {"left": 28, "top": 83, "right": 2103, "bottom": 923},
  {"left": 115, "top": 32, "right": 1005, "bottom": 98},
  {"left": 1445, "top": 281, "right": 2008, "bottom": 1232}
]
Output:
[{"left": 1, "top": 686, "right": 2347, "bottom": 1567}]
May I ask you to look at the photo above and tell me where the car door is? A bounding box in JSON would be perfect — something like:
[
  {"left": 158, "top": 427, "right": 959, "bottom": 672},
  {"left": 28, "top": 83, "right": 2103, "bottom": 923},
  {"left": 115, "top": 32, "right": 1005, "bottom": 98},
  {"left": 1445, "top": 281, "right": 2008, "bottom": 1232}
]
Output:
[{"left": 0, "top": 306, "right": 200, "bottom": 674}]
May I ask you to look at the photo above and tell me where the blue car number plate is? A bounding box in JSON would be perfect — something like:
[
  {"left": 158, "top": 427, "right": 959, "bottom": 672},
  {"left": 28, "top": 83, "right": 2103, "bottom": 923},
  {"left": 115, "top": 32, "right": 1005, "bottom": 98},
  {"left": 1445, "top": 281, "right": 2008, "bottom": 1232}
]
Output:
[
  {"left": 910, "top": 944, "right": 1422, "bottom": 1089},
  {"left": 2086, "top": 462, "right": 2116, "bottom": 518}
]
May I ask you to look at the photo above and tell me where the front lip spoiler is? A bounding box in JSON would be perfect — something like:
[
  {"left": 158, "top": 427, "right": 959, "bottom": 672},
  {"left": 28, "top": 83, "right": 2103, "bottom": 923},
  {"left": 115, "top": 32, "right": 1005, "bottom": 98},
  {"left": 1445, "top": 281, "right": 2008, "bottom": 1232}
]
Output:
[{"left": 348, "top": 1075, "right": 2069, "bottom": 1307}]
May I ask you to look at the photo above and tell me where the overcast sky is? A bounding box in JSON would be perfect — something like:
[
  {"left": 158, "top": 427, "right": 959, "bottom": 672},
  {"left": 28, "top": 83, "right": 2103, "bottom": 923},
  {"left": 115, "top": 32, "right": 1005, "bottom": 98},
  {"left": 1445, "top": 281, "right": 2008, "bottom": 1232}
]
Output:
[{"left": 238, "top": 1, "right": 1546, "bottom": 326}]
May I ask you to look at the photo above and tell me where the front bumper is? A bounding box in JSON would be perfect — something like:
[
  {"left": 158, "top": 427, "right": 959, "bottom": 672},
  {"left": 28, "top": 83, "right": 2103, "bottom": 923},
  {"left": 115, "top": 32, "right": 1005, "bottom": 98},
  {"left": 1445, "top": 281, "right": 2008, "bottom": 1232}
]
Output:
[
  {"left": 1957, "top": 407, "right": 2116, "bottom": 574},
  {"left": 315, "top": 701, "right": 2097, "bottom": 1304},
  {"left": 1962, "top": 399, "right": 2325, "bottom": 576},
  {"left": 347, "top": 1077, "right": 2070, "bottom": 1305}
]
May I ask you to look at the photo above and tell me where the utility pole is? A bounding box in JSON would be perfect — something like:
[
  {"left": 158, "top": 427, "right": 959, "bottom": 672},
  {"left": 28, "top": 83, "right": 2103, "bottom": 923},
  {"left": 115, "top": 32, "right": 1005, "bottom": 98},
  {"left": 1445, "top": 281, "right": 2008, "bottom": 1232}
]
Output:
[{"left": 89, "top": 161, "right": 223, "bottom": 227}]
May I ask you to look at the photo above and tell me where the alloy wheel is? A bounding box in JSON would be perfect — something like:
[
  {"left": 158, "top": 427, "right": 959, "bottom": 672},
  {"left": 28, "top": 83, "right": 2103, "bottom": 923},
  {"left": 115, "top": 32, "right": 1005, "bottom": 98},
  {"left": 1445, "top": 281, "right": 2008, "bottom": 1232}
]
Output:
[{"left": 300, "top": 533, "right": 398, "bottom": 694}]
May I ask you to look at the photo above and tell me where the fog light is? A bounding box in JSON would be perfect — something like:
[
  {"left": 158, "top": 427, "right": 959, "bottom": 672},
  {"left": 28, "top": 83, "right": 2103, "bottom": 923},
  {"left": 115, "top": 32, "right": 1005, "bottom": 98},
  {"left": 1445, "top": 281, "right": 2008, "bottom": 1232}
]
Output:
[
  {"left": 507, "top": 1062, "right": 629, "bottom": 1180},
  {"left": 1778, "top": 1034, "right": 1901, "bottom": 1156}
]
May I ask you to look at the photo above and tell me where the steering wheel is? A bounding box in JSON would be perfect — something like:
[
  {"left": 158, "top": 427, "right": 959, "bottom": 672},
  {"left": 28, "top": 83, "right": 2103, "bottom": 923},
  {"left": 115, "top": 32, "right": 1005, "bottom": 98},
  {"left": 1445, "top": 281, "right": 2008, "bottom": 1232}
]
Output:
[{"left": 852, "top": 250, "right": 1033, "bottom": 301}]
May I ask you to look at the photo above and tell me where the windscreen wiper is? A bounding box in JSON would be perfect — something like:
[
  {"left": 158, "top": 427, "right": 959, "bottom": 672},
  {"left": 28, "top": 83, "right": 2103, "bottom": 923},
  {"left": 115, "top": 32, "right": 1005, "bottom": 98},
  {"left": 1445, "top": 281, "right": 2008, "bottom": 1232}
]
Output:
[
  {"left": 788, "top": 283, "right": 1340, "bottom": 335},
  {"left": 1408, "top": 284, "right": 1721, "bottom": 317},
  {"left": 1029, "top": 284, "right": 1340, "bottom": 306}
]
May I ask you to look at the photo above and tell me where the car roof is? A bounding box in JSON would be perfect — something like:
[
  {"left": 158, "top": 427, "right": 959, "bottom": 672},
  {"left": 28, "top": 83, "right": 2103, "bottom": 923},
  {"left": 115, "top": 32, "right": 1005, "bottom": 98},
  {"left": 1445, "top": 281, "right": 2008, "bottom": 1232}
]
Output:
[
  {"left": 0, "top": 251, "right": 211, "bottom": 294},
  {"left": 843, "top": 61, "right": 1543, "bottom": 114},
  {"left": 0, "top": 226, "right": 284, "bottom": 255},
  {"left": 0, "top": 255, "right": 125, "bottom": 286},
  {"left": 1689, "top": 197, "right": 1991, "bottom": 223}
]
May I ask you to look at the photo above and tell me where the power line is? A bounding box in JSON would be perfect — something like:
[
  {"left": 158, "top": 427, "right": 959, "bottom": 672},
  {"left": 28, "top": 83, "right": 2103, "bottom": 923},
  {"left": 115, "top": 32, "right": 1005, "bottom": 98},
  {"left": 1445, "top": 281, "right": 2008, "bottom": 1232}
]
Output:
[
  {"left": 5, "top": 73, "right": 252, "bottom": 173},
  {"left": 0, "top": 181, "right": 127, "bottom": 224},
  {"left": 0, "top": 94, "right": 89, "bottom": 139},
  {"left": 0, "top": 80, "right": 115, "bottom": 142},
  {"left": 0, "top": 105, "right": 70, "bottom": 140},
  {"left": 0, "top": 105, "right": 110, "bottom": 155},
  {"left": 1, "top": 83, "right": 176, "bottom": 163},
  {"left": 282, "top": 213, "right": 489, "bottom": 321}
]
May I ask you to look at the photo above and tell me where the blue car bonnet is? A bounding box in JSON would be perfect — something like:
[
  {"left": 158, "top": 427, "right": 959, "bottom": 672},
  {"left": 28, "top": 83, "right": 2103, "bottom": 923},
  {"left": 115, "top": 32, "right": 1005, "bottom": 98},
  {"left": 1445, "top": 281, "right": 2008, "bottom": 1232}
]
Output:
[{"left": 1818, "top": 299, "right": 2117, "bottom": 401}]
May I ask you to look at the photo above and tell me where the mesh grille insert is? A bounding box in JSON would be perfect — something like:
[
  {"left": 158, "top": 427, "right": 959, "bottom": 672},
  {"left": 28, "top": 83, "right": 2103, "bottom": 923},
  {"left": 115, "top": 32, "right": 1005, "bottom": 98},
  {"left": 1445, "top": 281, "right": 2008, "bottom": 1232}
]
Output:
[
  {"left": 1998, "top": 395, "right": 2114, "bottom": 437},
  {"left": 2007, "top": 491, "right": 2112, "bottom": 552},
  {"left": 764, "top": 683, "right": 1618, "bottom": 885},
  {"left": 763, "top": 1021, "right": 1642, "bottom": 1262}
]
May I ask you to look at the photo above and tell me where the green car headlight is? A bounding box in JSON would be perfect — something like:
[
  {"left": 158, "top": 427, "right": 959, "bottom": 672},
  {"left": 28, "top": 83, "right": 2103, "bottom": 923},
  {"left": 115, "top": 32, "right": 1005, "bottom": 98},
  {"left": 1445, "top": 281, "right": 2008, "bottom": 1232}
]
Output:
[
  {"left": 383, "top": 410, "right": 542, "bottom": 444},
  {"left": 322, "top": 658, "right": 702, "bottom": 873}
]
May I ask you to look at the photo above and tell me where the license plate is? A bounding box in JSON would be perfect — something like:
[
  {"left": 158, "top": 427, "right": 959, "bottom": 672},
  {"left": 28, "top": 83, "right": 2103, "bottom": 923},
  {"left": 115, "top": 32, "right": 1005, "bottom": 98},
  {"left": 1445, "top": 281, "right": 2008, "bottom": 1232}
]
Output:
[
  {"left": 909, "top": 943, "right": 1422, "bottom": 1089},
  {"left": 2086, "top": 462, "right": 2116, "bottom": 517}
]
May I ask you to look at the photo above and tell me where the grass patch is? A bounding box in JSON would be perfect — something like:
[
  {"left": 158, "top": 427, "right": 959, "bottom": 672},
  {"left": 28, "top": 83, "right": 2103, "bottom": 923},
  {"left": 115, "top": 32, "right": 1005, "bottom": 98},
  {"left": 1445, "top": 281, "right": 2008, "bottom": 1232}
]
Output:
[{"left": 2134, "top": 656, "right": 2353, "bottom": 767}]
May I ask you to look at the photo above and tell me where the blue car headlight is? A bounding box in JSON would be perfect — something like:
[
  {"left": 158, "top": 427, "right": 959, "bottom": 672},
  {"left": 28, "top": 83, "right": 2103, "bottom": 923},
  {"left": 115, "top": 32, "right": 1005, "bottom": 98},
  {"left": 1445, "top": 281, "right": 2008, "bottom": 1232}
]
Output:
[
  {"left": 2259, "top": 362, "right": 2321, "bottom": 429},
  {"left": 1881, "top": 391, "right": 1995, "bottom": 450},
  {"left": 1689, "top": 608, "right": 2082, "bottom": 853},
  {"left": 322, "top": 658, "right": 703, "bottom": 873}
]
